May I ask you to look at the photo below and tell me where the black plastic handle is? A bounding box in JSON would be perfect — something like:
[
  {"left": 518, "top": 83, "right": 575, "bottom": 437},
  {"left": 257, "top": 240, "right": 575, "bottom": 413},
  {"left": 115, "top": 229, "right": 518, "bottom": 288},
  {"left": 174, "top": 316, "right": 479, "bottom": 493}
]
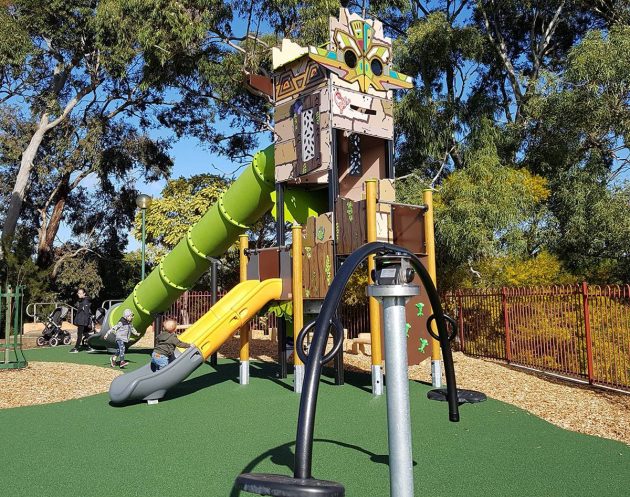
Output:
[
  {"left": 426, "top": 314, "right": 458, "bottom": 342},
  {"left": 296, "top": 317, "right": 345, "bottom": 366}
]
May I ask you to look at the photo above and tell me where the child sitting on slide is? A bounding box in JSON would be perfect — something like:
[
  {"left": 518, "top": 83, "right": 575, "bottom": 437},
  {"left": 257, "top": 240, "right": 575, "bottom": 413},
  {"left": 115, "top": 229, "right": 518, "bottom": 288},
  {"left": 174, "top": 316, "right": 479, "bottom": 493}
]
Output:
[{"left": 151, "top": 319, "right": 191, "bottom": 371}]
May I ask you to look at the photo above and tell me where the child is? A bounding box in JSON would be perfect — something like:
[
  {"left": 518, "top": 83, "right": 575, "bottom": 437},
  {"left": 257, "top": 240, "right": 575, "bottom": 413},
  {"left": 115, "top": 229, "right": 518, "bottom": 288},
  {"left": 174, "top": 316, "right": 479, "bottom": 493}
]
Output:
[
  {"left": 151, "top": 319, "right": 192, "bottom": 371},
  {"left": 104, "top": 308, "right": 140, "bottom": 369}
]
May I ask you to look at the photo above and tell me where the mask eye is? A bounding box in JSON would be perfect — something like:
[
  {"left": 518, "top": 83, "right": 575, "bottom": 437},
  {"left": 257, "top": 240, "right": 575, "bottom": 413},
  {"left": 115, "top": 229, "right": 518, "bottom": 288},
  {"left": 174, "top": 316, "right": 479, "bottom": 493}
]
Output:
[
  {"left": 370, "top": 58, "right": 383, "bottom": 76},
  {"left": 344, "top": 50, "right": 358, "bottom": 68}
]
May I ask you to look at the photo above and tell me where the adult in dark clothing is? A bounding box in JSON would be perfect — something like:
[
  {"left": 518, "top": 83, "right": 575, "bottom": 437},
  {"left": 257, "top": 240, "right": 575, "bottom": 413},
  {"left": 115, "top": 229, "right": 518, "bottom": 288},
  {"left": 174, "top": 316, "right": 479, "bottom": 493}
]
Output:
[
  {"left": 70, "top": 288, "right": 92, "bottom": 353},
  {"left": 151, "top": 319, "right": 191, "bottom": 371}
]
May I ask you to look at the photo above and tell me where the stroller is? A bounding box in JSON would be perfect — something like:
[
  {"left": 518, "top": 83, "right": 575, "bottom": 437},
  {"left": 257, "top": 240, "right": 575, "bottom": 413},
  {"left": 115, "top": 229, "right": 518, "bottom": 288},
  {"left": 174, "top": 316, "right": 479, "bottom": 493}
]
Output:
[
  {"left": 81, "top": 307, "right": 106, "bottom": 347},
  {"left": 36, "top": 306, "right": 72, "bottom": 347}
]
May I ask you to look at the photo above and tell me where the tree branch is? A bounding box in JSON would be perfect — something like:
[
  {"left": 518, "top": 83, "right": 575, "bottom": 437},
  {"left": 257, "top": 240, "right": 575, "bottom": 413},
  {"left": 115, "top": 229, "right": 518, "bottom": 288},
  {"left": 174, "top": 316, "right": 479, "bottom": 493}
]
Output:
[{"left": 51, "top": 246, "right": 100, "bottom": 278}]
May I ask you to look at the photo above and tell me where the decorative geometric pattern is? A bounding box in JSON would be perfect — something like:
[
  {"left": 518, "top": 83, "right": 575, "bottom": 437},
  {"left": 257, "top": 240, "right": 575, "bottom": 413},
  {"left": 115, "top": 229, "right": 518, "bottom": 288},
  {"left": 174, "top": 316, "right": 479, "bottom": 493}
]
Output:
[
  {"left": 301, "top": 109, "right": 315, "bottom": 163},
  {"left": 275, "top": 61, "right": 326, "bottom": 101},
  {"left": 349, "top": 133, "right": 362, "bottom": 176},
  {"left": 307, "top": 16, "right": 413, "bottom": 93}
]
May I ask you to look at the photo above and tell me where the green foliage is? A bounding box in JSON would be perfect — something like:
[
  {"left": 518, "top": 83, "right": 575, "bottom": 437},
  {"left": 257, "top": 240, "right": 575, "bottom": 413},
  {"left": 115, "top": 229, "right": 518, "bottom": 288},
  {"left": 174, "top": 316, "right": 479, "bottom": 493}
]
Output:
[
  {"left": 137, "top": 174, "right": 229, "bottom": 251},
  {"left": 459, "top": 251, "right": 576, "bottom": 288},
  {"left": 341, "top": 268, "right": 369, "bottom": 307},
  {"left": 435, "top": 141, "right": 549, "bottom": 264},
  {"left": 54, "top": 256, "right": 104, "bottom": 299}
]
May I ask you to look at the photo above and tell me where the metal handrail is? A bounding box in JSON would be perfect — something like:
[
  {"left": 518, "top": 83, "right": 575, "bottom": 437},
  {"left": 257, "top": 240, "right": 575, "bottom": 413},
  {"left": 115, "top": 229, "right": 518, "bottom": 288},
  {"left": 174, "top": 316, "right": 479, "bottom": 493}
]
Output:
[
  {"left": 101, "top": 299, "right": 123, "bottom": 310},
  {"left": 25, "top": 302, "right": 76, "bottom": 323}
]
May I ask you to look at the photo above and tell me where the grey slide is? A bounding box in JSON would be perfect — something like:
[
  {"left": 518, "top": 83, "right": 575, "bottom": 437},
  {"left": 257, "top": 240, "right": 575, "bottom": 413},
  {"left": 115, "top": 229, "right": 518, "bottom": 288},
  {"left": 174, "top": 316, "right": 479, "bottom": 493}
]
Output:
[{"left": 109, "top": 346, "right": 204, "bottom": 404}]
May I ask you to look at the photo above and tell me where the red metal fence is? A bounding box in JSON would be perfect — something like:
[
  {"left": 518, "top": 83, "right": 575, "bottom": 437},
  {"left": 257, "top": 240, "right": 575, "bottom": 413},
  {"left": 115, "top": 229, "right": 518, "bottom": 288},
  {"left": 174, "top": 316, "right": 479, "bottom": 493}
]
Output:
[
  {"left": 159, "top": 291, "right": 369, "bottom": 338},
  {"left": 442, "top": 283, "right": 630, "bottom": 391}
]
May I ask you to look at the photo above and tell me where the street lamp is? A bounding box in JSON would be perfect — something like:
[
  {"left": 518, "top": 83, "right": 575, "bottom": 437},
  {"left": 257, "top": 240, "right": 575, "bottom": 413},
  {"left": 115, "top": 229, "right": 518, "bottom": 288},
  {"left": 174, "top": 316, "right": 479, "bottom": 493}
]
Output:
[{"left": 136, "top": 193, "right": 152, "bottom": 280}]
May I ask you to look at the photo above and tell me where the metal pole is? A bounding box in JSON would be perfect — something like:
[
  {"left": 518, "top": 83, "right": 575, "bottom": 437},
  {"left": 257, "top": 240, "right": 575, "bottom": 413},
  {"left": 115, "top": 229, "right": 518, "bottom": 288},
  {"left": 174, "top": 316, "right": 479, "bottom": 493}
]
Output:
[
  {"left": 141, "top": 208, "right": 146, "bottom": 281},
  {"left": 423, "top": 188, "right": 442, "bottom": 387},
  {"left": 5, "top": 287, "right": 12, "bottom": 364},
  {"left": 239, "top": 234, "right": 250, "bottom": 385},
  {"left": 366, "top": 179, "right": 383, "bottom": 395},
  {"left": 368, "top": 283, "right": 418, "bottom": 497},
  {"left": 383, "top": 296, "right": 415, "bottom": 497},
  {"left": 292, "top": 224, "right": 305, "bottom": 393},
  {"left": 210, "top": 260, "right": 218, "bottom": 367}
]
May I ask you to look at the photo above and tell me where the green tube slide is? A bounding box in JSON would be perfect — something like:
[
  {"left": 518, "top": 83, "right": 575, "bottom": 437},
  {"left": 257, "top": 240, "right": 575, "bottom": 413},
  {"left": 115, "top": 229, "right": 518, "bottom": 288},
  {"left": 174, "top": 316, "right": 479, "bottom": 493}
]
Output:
[{"left": 90, "top": 145, "right": 277, "bottom": 347}]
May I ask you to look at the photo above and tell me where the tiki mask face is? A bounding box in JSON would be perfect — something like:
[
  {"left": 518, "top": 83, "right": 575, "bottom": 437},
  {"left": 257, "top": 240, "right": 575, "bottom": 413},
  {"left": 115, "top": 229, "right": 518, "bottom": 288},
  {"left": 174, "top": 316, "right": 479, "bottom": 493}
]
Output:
[{"left": 308, "top": 15, "right": 412, "bottom": 93}]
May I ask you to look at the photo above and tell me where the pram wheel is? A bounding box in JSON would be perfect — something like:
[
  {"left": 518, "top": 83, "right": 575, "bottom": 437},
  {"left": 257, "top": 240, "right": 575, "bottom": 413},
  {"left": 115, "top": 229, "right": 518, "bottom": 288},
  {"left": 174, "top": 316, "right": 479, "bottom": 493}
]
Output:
[
  {"left": 36, "top": 336, "right": 46, "bottom": 347},
  {"left": 63, "top": 334, "right": 72, "bottom": 345},
  {"left": 49, "top": 337, "right": 59, "bottom": 347}
]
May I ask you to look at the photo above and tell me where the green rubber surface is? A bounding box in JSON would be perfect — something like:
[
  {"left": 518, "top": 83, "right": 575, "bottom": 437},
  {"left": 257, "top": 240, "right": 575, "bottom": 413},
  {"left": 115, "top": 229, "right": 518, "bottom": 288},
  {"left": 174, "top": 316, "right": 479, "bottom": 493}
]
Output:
[{"left": 2, "top": 346, "right": 629, "bottom": 497}]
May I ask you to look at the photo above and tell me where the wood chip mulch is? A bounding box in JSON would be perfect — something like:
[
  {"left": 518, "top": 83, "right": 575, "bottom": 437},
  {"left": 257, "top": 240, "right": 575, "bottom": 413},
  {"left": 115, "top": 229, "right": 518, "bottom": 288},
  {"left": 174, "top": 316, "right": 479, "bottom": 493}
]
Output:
[
  {"left": 0, "top": 362, "right": 122, "bottom": 409},
  {"left": 3, "top": 332, "right": 629, "bottom": 448}
]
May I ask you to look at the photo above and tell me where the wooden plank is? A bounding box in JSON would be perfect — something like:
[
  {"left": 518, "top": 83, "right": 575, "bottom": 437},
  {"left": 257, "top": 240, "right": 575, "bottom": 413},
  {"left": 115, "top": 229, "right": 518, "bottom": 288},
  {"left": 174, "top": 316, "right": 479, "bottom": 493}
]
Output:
[
  {"left": 315, "top": 212, "right": 333, "bottom": 243},
  {"left": 303, "top": 216, "right": 316, "bottom": 247}
]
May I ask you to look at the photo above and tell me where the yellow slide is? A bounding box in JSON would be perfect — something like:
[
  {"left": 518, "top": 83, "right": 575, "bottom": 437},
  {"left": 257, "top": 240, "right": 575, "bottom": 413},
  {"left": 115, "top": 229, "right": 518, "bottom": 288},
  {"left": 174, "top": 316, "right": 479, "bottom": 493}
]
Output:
[{"left": 178, "top": 278, "right": 283, "bottom": 359}]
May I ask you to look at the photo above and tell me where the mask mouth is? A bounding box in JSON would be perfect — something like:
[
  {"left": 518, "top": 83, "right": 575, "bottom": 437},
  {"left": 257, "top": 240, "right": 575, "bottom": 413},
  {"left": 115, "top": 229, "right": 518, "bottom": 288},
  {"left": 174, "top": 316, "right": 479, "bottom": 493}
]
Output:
[{"left": 350, "top": 104, "right": 376, "bottom": 115}]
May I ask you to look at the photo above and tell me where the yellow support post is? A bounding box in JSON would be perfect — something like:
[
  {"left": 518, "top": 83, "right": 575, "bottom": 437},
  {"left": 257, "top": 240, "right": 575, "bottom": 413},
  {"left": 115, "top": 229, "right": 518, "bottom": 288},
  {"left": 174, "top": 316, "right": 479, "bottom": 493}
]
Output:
[
  {"left": 239, "top": 234, "right": 250, "bottom": 384},
  {"left": 366, "top": 179, "right": 383, "bottom": 395},
  {"left": 423, "top": 188, "right": 442, "bottom": 387},
  {"left": 292, "top": 224, "right": 305, "bottom": 393}
]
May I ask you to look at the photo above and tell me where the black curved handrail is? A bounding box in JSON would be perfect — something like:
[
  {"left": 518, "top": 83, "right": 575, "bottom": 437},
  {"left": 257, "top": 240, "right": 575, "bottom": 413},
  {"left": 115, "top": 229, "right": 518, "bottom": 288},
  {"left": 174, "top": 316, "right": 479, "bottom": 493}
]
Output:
[
  {"left": 293, "top": 242, "right": 460, "bottom": 480},
  {"left": 295, "top": 317, "right": 344, "bottom": 366}
]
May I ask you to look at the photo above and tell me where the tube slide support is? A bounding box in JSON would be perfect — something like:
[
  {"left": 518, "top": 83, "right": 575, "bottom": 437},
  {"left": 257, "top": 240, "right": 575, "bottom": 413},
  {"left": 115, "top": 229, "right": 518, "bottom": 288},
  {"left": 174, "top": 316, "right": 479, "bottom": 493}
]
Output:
[{"left": 239, "top": 234, "right": 250, "bottom": 385}]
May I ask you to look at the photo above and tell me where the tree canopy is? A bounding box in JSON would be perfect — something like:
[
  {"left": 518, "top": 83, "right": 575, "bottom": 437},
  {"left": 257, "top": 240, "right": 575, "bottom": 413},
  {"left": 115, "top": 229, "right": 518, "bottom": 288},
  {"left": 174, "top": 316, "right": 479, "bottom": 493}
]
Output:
[{"left": 1, "top": 0, "right": 629, "bottom": 304}]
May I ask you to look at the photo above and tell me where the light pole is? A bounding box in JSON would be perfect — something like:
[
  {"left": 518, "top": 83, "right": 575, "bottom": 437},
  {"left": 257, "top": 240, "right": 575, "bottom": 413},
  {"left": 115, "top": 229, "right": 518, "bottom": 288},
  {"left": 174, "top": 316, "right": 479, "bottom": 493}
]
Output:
[{"left": 135, "top": 193, "right": 152, "bottom": 280}]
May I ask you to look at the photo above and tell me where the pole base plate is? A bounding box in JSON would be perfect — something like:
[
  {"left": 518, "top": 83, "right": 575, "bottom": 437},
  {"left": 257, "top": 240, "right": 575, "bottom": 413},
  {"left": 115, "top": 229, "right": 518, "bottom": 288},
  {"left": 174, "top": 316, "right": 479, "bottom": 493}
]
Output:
[{"left": 235, "top": 473, "right": 345, "bottom": 497}]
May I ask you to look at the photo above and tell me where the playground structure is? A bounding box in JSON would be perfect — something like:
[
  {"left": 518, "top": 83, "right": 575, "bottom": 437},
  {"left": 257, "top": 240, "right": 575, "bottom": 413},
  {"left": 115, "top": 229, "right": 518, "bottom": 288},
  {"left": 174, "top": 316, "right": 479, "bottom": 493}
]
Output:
[
  {"left": 0, "top": 286, "right": 27, "bottom": 370},
  {"left": 99, "top": 7, "right": 446, "bottom": 404}
]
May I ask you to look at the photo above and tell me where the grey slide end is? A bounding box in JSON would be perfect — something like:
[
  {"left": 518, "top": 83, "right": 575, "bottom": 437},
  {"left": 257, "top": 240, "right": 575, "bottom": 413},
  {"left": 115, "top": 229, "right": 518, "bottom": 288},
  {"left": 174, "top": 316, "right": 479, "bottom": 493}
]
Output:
[{"left": 109, "top": 346, "right": 204, "bottom": 404}]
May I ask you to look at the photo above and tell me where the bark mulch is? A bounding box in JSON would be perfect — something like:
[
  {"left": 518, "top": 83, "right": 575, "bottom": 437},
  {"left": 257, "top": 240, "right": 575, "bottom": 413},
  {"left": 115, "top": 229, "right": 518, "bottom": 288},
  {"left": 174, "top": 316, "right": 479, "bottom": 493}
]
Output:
[{"left": 0, "top": 362, "right": 122, "bottom": 409}]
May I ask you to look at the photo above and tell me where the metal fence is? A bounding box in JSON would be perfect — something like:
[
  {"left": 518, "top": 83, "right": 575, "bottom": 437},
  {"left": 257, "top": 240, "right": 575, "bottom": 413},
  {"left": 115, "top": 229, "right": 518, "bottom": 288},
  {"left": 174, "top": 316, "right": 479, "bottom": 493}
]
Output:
[
  {"left": 159, "top": 291, "right": 370, "bottom": 338},
  {"left": 442, "top": 283, "right": 630, "bottom": 391}
]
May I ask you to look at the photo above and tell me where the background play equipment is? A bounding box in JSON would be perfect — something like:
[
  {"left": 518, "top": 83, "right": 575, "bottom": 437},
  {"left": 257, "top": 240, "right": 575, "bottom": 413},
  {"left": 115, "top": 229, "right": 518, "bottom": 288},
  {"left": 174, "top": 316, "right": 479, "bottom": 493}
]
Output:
[
  {"left": 235, "top": 243, "right": 460, "bottom": 497},
  {"left": 109, "top": 278, "right": 283, "bottom": 404},
  {"left": 0, "top": 286, "right": 27, "bottom": 370}
]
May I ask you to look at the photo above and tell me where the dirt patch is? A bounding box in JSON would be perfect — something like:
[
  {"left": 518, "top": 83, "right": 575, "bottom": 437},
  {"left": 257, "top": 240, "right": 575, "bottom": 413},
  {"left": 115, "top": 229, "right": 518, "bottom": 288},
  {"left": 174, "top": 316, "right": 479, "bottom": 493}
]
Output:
[{"left": 0, "top": 362, "right": 122, "bottom": 409}]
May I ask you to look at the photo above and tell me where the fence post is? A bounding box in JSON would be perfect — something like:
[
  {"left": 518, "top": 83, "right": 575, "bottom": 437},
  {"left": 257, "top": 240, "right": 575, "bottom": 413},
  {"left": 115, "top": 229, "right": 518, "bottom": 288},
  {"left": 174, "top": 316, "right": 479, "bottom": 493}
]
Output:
[
  {"left": 502, "top": 287, "right": 512, "bottom": 363},
  {"left": 581, "top": 281, "right": 594, "bottom": 384},
  {"left": 456, "top": 291, "right": 465, "bottom": 352}
]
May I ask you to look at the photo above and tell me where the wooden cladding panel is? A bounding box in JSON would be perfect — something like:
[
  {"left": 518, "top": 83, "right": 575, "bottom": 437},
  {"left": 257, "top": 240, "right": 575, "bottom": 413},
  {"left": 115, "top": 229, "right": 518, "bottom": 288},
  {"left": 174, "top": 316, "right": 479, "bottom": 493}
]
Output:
[
  {"left": 302, "top": 241, "right": 334, "bottom": 299},
  {"left": 335, "top": 198, "right": 367, "bottom": 255},
  {"left": 391, "top": 204, "right": 426, "bottom": 255}
]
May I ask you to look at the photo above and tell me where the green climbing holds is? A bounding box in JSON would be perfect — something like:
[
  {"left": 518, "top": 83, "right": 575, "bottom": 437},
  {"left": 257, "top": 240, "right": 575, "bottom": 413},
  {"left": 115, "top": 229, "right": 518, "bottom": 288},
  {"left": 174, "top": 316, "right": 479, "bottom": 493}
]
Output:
[
  {"left": 416, "top": 302, "right": 424, "bottom": 317},
  {"left": 405, "top": 322, "right": 411, "bottom": 338},
  {"left": 418, "top": 338, "right": 429, "bottom": 353}
]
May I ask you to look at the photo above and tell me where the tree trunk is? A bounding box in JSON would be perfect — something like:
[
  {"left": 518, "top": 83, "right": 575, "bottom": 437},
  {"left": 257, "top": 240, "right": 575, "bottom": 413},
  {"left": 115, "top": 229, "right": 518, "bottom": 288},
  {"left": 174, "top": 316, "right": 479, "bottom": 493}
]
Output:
[
  {"left": 1, "top": 115, "right": 49, "bottom": 249},
  {"left": 37, "top": 175, "right": 70, "bottom": 267}
]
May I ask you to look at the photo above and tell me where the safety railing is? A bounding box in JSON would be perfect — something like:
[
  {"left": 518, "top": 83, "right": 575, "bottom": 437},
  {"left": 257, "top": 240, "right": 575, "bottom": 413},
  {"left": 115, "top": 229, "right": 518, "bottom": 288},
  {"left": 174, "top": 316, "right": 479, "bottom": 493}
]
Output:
[
  {"left": 442, "top": 283, "right": 630, "bottom": 392},
  {"left": 25, "top": 302, "right": 75, "bottom": 324}
]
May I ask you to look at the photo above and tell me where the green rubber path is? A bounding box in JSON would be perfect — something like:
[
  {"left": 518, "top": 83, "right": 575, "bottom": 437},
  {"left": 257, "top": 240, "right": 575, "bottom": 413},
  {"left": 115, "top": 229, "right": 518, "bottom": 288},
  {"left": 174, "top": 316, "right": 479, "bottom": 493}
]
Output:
[{"left": 1, "top": 346, "right": 628, "bottom": 497}]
